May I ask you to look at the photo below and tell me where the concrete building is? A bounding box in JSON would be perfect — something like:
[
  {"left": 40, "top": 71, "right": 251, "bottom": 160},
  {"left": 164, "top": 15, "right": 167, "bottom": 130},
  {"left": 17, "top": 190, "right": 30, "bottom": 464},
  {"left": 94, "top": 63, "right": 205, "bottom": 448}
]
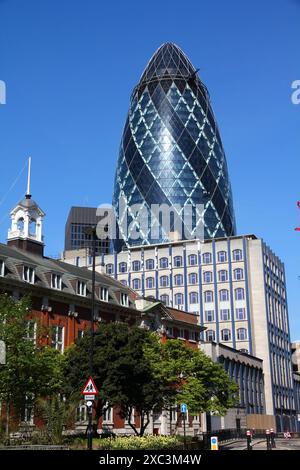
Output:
[{"left": 62, "top": 233, "right": 297, "bottom": 431}]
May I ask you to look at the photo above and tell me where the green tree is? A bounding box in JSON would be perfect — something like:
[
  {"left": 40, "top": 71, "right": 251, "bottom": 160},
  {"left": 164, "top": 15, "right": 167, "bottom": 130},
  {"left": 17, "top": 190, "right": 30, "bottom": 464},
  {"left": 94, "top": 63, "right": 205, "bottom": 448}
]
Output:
[
  {"left": 0, "top": 294, "right": 63, "bottom": 436},
  {"left": 146, "top": 339, "right": 239, "bottom": 416},
  {"left": 63, "top": 322, "right": 165, "bottom": 436},
  {"left": 63, "top": 323, "right": 238, "bottom": 436}
]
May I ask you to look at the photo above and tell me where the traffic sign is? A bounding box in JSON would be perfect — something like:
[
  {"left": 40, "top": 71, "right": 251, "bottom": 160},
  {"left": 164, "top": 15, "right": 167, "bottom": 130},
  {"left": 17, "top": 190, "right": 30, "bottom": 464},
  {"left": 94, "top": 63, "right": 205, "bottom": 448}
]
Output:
[
  {"left": 211, "top": 436, "right": 218, "bottom": 450},
  {"left": 181, "top": 403, "right": 188, "bottom": 413},
  {"left": 86, "top": 401, "right": 93, "bottom": 408},
  {"left": 81, "top": 376, "right": 99, "bottom": 395},
  {"left": 84, "top": 394, "right": 96, "bottom": 401}
]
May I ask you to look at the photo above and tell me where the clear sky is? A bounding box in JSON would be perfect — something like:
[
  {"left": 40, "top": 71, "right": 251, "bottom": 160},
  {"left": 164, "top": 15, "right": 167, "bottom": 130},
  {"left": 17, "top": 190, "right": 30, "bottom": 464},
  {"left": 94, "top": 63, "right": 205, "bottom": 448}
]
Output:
[{"left": 0, "top": 0, "right": 299, "bottom": 339}]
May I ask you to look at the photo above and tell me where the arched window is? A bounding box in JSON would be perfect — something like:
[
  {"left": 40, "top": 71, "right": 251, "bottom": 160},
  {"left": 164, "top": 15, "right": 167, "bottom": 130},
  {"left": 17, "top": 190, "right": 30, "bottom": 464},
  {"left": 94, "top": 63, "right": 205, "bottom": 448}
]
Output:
[
  {"left": 146, "top": 277, "right": 155, "bottom": 289},
  {"left": 189, "top": 292, "right": 198, "bottom": 304},
  {"left": 217, "top": 251, "right": 227, "bottom": 263},
  {"left": 160, "top": 294, "right": 169, "bottom": 306},
  {"left": 206, "top": 330, "right": 215, "bottom": 342},
  {"left": 29, "top": 218, "right": 36, "bottom": 236},
  {"left": 219, "top": 289, "right": 229, "bottom": 302},
  {"left": 174, "top": 293, "right": 184, "bottom": 306},
  {"left": 203, "top": 271, "right": 213, "bottom": 283},
  {"left": 132, "top": 278, "right": 140, "bottom": 290},
  {"left": 235, "top": 288, "right": 245, "bottom": 300},
  {"left": 160, "top": 275, "right": 169, "bottom": 287},
  {"left": 159, "top": 257, "right": 168, "bottom": 269},
  {"left": 234, "top": 268, "right": 244, "bottom": 281},
  {"left": 119, "top": 262, "right": 127, "bottom": 273},
  {"left": 237, "top": 328, "right": 247, "bottom": 341},
  {"left": 145, "top": 259, "right": 155, "bottom": 270},
  {"left": 132, "top": 260, "right": 141, "bottom": 271},
  {"left": 188, "top": 272, "right": 198, "bottom": 284},
  {"left": 204, "top": 290, "right": 213, "bottom": 303},
  {"left": 232, "top": 249, "right": 243, "bottom": 261},
  {"left": 106, "top": 264, "right": 114, "bottom": 275},
  {"left": 218, "top": 270, "right": 228, "bottom": 282},
  {"left": 221, "top": 329, "right": 231, "bottom": 342},
  {"left": 188, "top": 254, "right": 197, "bottom": 266},
  {"left": 17, "top": 217, "right": 24, "bottom": 232},
  {"left": 173, "top": 256, "right": 183, "bottom": 267},
  {"left": 174, "top": 274, "right": 183, "bottom": 286},
  {"left": 202, "top": 252, "right": 212, "bottom": 264}
]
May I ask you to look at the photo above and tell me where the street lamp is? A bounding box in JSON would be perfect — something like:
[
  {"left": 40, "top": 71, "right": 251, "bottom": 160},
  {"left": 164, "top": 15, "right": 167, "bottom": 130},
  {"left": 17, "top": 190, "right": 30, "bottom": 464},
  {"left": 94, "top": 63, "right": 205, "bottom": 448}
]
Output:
[{"left": 84, "top": 226, "right": 97, "bottom": 450}]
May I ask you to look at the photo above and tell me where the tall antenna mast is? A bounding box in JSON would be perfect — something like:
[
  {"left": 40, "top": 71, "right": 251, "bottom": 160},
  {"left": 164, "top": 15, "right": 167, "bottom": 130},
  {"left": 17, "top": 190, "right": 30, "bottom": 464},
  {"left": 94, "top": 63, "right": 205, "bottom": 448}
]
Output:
[{"left": 26, "top": 156, "right": 31, "bottom": 198}]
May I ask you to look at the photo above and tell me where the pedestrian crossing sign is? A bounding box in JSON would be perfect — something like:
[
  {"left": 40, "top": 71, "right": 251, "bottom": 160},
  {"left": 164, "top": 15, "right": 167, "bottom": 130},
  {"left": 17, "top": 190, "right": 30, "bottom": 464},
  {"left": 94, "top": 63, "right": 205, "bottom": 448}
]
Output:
[{"left": 81, "top": 376, "right": 99, "bottom": 395}]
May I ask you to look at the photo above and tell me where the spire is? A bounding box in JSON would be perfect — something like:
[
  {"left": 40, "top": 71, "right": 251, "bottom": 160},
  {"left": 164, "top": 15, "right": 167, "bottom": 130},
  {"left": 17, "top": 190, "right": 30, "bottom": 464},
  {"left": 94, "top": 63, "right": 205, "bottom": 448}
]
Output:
[
  {"left": 7, "top": 157, "right": 45, "bottom": 256},
  {"left": 26, "top": 156, "right": 31, "bottom": 199}
]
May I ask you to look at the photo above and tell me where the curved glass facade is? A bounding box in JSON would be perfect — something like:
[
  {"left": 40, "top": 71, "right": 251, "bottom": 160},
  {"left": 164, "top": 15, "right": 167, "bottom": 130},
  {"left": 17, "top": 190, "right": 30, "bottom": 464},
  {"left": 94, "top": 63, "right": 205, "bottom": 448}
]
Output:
[{"left": 113, "top": 43, "right": 236, "bottom": 249}]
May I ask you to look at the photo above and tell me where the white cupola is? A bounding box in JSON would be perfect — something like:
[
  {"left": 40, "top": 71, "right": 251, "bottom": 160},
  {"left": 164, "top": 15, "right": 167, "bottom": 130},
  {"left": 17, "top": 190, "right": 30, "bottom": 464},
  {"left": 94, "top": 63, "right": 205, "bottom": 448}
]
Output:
[{"left": 7, "top": 157, "right": 45, "bottom": 256}]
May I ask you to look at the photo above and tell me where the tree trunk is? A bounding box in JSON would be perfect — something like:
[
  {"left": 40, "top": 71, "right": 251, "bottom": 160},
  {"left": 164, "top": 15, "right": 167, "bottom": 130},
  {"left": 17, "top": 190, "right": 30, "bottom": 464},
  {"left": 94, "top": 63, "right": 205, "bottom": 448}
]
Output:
[{"left": 127, "top": 407, "right": 139, "bottom": 436}]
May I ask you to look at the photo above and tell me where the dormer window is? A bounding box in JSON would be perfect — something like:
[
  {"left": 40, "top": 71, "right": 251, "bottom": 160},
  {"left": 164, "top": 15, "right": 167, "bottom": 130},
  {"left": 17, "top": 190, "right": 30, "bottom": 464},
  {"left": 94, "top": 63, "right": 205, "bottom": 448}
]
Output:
[
  {"left": 0, "top": 260, "right": 4, "bottom": 277},
  {"left": 51, "top": 273, "right": 62, "bottom": 290},
  {"left": 77, "top": 280, "right": 87, "bottom": 296},
  {"left": 100, "top": 287, "right": 108, "bottom": 302},
  {"left": 121, "top": 292, "right": 129, "bottom": 307},
  {"left": 23, "top": 266, "right": 35, "bottom": 284}
]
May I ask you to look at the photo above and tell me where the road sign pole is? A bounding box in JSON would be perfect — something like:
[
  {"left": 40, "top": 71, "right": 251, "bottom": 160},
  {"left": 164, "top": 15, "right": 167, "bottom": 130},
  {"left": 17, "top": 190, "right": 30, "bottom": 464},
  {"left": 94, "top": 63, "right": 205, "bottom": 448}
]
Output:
[
  {"left": 183, "top": 412, "right": 186, "bottom": 449},
  {"left": 87, "top": 402, "right": 93, "bottom": 451}
]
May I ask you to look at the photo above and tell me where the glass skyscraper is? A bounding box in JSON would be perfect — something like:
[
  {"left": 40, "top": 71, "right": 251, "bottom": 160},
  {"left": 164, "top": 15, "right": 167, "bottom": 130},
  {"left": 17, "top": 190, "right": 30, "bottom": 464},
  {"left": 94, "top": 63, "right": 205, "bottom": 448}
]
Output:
[{"left": 113, "top": 43, "right": 236, "bottom": 250}]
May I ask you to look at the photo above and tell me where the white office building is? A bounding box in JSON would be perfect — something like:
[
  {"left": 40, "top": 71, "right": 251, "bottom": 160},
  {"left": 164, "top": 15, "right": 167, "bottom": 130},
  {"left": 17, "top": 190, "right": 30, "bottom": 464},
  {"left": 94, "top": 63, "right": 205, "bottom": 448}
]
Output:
[{"left": 62, "top": 234, "right": 298, "bottom": 431}]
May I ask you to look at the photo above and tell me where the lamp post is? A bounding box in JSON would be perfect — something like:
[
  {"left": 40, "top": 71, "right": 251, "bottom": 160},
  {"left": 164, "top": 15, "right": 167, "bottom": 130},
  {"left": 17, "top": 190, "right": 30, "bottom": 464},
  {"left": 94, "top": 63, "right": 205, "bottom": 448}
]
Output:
[{"left": 84, "top": 226, "right": 97, "bottom": 450}]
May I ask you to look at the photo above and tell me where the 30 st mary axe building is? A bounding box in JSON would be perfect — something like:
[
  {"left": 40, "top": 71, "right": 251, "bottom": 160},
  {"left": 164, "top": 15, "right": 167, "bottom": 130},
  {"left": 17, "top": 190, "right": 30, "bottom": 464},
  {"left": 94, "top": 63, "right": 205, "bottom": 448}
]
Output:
[{"left": 113, "top": 43, "right": 236, "bottom": 250}]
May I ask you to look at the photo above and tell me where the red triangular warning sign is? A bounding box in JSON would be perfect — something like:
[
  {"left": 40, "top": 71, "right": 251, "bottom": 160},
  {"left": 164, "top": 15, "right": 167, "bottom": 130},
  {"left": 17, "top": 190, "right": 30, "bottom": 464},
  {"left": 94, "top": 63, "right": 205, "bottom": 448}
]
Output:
[{"left": 81, "top": 376, "right": 99, "bottom": 395}]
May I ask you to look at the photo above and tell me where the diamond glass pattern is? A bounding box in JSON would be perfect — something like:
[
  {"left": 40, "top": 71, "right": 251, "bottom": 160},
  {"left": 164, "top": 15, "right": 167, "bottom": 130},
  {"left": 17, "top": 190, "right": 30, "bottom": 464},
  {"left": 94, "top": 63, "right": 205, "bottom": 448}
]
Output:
[{"left": 113, "top": 43, "right": 236, "bottom": 250}]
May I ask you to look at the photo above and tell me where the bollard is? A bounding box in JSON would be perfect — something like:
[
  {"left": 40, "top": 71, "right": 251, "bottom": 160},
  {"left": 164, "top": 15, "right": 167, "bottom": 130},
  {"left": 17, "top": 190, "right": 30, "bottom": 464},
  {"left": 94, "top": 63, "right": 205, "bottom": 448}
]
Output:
[
  {"left": 246, "top": 430, "right": 252, "bottom": 451},
  {"left": 270, "top": 428, "right": 276, "bottom": 448}
]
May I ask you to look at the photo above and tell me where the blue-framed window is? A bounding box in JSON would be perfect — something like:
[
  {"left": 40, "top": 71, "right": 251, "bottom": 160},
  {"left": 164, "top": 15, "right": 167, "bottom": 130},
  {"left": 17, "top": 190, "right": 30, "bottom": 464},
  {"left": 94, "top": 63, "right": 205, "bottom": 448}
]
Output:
[
  {"left": 234, "top": 268, "right": 244, "bottom": 281},
  {"left": 220, "top": 309, "right": 230, "bottom": 321},
  {"left": 146, "top": 277, "right": 155, "bottom": 289},
  {"left": 203, "top": 271, "right": 213, "bottom": 283},
  {"left": 237, "top": 328, "right": 247, "bottom": 340},
  {"left": 132, "top": 260, "right": 141, "bottom": 271},
  {"left": 119, "top": 262, "right": 127, "bottom": 273},
  {"left": 189, "top": 292, "right": 198, "bottom": 304},
  {"left": 202, "top": 252, "right": 212, "bottom": 264},
  {"left": 145, "top": 258, "right": 155, "bottom": 270},
  {"left": 236, "top": 308, "right": 246, "bottom": 320},
  {"left": 235, "top": 288, "right": 245, "bottom": 300},
  {"left": 232, "top": 249, "right": 243, "bottom": 261},
  {"left": 174, "top": 274, "right": 183, "bottom": 286},
  {"left": 188, "top": 272, "right": 198, "bottom": 284},
  {"left": 174, "top": 293, "right": 184, "bottom": 306},
  {"left": 173, "top": 256, "right": 183, "bottom": 267},
  {"left": 160, "top": 275, "right": 169, "bottom": 287},
  {"left": 132, "top": 278, "right": 140, "bottom": 290},
  {"left": 188, "top": 254, "right": 197, "bottom": 266},
  {"left": 204, "top": 290, "right": 213, "bottom": 303},
  {"left": 219, "top": 289, "right": 229, "bottom": 301},
  {"left": 218, "top": 270, "right": 228, "bottom": 282},
  {"left": 205, "top": 310, "right": 214, "bottom": 322},
  {"left": 159, "top": 257, "right": 168, "bottom": 269},
  {"left": 160, "top": 294, "right": 169, "bottom": 306},
  {"left": 221, "top": 329, "right": 231, "bottom": 342},
  {"left": 106, "top": 263, "right": 114, "bottom": 275},
  {"left": 206, "top": 330, "right": 215, "bottom": 341},
  {"left": 217, "top": 251, "right": 227, "bottom": 263}
]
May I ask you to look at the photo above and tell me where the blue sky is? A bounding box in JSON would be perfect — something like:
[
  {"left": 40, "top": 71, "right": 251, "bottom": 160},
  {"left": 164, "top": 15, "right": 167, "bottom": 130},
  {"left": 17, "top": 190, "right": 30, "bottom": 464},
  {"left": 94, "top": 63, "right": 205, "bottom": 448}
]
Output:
[{"left": 0, "top": 0, "right": 299, "bottom": 339}]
